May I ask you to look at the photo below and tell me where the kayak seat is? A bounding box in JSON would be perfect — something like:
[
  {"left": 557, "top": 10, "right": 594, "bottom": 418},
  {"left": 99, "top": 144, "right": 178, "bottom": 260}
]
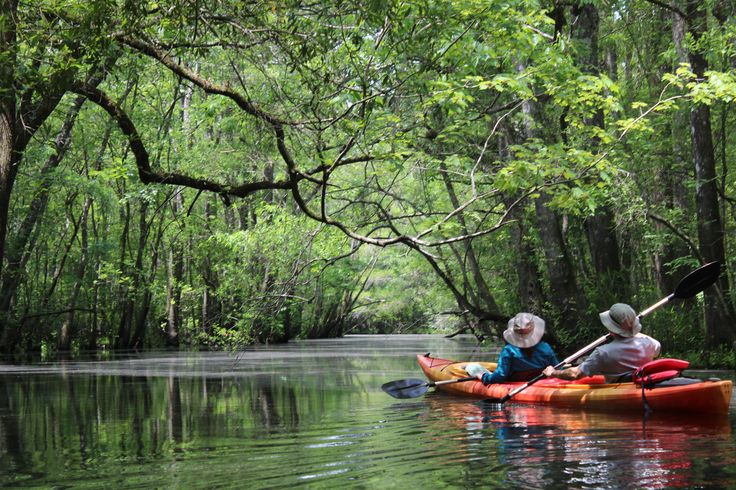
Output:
[{"left": 634, "top": 358, "right": 690, "bottom": 388}]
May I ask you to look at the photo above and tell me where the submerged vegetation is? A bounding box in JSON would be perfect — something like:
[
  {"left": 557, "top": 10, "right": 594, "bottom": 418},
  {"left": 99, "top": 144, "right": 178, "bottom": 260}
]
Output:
[{"left": 1, "top": 1, "right": 735, "bottom": 364}]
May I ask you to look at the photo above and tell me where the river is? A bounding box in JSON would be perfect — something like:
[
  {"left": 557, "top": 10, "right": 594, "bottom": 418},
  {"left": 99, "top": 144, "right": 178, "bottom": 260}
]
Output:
[{"left": 1, "top": 334, "right": 735, "bottom": 489}]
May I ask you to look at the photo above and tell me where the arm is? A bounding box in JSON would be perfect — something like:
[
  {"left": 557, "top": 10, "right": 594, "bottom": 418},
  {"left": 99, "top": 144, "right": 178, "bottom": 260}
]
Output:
[
  {"left": 482, "top": 347, "right": 512, "bottom": 384},
  {"left": 543, "top": 365, "right": 583, "bottom": 380},
  {"left": 546, "top": 344, "right": 604, "bottom": 380}
]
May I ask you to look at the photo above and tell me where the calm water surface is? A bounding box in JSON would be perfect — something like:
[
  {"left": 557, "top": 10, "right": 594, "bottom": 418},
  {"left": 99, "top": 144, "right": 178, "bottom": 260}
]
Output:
[{"left": 1, "top": 334, "right": 735, "bottom": 489}]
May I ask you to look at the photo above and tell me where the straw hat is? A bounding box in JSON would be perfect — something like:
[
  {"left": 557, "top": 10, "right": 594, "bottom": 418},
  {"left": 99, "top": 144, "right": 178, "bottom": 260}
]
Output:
[
  {"left": 599, "top": 303, "right": 641, "bottom": 337},
  {"left": 503, "top": 313, "right": 545, "bottom": 348}
]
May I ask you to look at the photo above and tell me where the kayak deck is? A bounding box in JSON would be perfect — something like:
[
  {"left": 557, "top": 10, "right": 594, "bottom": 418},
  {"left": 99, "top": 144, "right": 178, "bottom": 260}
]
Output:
[{"left": 417, "top": 354, "right": 733, "bottom": 414}]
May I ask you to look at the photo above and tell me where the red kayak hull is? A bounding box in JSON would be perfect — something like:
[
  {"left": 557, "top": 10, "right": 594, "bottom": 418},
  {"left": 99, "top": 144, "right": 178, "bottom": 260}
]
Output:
[{"left": 417, "top": 354, "right": 733, "bottom": 414}]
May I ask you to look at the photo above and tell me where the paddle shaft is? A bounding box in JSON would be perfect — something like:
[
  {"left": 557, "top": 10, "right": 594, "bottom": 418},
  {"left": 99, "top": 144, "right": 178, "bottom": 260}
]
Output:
[
  {"left": 431, "top": 376, "right": 477, "bottom": 387},
  {"left": 637, "top": 293, "right": 674, "bottom": 318}
]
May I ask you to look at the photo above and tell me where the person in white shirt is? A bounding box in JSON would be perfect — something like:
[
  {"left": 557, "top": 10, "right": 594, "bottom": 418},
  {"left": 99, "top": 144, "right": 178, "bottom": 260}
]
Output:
[{"left": 543, "top": 303, "right": 661, "bottom": 383}]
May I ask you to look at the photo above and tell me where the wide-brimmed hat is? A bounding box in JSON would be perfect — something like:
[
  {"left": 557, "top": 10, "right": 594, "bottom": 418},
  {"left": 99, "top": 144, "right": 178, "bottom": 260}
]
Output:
[
  {"left": 503, "top": 313, "right": 545, "bottom": 348},
  {"left": 599, "top": 303, "right": 641, "bottom": 337}
]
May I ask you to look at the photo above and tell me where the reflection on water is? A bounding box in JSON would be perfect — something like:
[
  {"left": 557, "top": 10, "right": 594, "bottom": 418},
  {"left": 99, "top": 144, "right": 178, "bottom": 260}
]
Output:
[
  {"left": 430, "top": 397, "right": 734, "bottom": 489},
  {"left": 0, "top": 334, "right": 735, "bottom": 489}
]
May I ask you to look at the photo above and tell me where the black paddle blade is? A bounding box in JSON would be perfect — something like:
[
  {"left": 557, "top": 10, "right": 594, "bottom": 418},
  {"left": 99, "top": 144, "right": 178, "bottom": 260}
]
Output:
[
  {"left": 381, "top": 378, "right": 430, "bottom": 399},
  {"left": 674, "top": 261, "right": 720, "bottom": 299}
]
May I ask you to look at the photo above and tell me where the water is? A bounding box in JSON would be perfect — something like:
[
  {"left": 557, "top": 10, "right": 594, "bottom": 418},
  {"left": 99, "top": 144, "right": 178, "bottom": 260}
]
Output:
[{"left": 1, "top": 334, "right": 735, "bottom": 489}]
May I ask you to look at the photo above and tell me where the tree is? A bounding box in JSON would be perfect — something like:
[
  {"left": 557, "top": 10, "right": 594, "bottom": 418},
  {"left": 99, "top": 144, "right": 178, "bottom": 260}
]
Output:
[
  {"left": 3, "top": 1, "right": 736, "bottom": 355},
  {"left": 682, "top": 0, "right": 734, "bottom": 347},
  {"left": 0, "top": 0, "right": 117, "bottom": 347}
]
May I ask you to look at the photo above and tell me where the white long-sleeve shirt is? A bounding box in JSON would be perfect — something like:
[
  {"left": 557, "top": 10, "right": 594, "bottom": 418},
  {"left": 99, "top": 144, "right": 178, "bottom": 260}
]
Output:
[{"left": 579, "top": 333, "right": 661, "bottom": 383}]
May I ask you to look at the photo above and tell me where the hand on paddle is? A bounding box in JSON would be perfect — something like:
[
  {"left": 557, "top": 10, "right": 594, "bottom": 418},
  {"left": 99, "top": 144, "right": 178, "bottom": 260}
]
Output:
[
  {"left": 465, "top": 363, "right": 491, "bottom": 379},
  {"left": 543, "top": 365, "right": 582, "bottom": 380}
]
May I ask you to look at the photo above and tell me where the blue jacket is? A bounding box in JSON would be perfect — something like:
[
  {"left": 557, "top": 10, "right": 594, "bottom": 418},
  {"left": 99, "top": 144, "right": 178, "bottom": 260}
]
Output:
[{"left": 481, "top": 341, "right": 559, "bottom": 384}]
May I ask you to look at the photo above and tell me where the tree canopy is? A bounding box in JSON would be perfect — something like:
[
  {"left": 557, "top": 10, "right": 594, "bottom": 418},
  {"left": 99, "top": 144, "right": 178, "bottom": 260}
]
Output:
[{"left": 1, "top": 0, "right": 735, "bottom": 363}]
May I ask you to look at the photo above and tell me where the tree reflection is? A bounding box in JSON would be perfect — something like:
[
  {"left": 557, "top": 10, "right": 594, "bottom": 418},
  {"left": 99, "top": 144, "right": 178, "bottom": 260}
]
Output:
[
  {"left": 167, "top": 376, "right": 183, "bottom": 445},
  {"left": 0, "top": 376, "right": 27, "bottom": 474}
]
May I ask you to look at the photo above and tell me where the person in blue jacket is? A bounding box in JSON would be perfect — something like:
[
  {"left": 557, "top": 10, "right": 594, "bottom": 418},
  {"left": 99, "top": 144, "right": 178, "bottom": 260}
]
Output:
[{"left": 465, "top": 313, "right": 559, "bottom": 384}]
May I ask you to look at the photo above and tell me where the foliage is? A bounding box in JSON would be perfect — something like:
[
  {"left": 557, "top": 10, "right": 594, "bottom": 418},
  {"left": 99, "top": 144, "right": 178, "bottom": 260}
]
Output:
[
  {"left": 666, "top": 347, "right": 736, "bottom": 371},
  {"left": 1, "top": 0, "right": 736, "bottom": 361}
]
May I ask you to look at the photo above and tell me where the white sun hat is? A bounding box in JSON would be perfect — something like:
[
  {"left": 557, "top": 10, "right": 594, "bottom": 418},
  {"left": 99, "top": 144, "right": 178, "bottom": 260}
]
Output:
[{"left": 503, "top": 312, "right": 545, "bottom": 348}]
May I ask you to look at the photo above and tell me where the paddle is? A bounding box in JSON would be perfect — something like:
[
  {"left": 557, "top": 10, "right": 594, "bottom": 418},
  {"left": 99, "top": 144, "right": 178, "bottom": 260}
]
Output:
[
  {"left": 485, "top": 260, "right": 721, "bottom": 404},
  {"left": 381, "top": 376, "right": 477, "bottom": 399}
]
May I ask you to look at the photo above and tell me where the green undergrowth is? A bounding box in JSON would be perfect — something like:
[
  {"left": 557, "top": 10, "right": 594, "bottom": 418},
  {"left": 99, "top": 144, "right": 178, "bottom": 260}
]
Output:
[{"left": 664, "top": 347, "right": 736, "bottom": 370}]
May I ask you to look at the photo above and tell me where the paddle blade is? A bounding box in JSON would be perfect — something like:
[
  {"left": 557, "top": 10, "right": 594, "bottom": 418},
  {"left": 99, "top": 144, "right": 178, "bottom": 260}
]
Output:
[
  {"left": 674, "top": 261, "right": 721, "bottom": 299},
  {"left": 381, "top": 378, "right": 430, "bottom": 399}
]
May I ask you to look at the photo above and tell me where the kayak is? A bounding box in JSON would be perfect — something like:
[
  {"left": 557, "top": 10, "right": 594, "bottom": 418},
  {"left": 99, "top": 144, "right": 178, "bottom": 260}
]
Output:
[{"left": 417, "top": 353, "right": 734, "bottom": 414}]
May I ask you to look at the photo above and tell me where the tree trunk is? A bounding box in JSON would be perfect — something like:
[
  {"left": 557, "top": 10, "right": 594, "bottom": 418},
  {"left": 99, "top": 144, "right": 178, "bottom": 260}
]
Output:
[
  {"left": 497, "top": 131, "right": 546, "bottom": 323},
  {"left": 570, "top": 1, "right": 623, "bottom": 298},
  {"left": 165, "top": 192, "right": 185, "bottom": 347},
  {"left": 86, "top": 123, "right": 115, "bottom": 351},
  {"left": 201, "top": 198, "right": 220, "bottom": 335},
  {"left": 59, "top": 199, "right": 91, "bottom": 350},
  {"left": 438, "top": 159, "right": 501, "bottom": 316},
  {"left": 116, "top": 198, "right": 134, "bottom": 348},
  {"left": 534, "top": 194, "right": 584, "bottom": 332},
  {"left": 516, "top": 59, "right": 586, "bottom": 339},
  {"left": 88, "top": 262, "right": 102, "bottom": 351},
  {"left": 0, "top": 114, "right": 16, "bottom": 290},
  {"left": 653, "top": 8, "right": 692, "bottom": 294},
  {"left": 0, "top": 0, "right": 19, "bottom": 348},
  {"left": 127, "top": 201, "right": 152, "bottom": 348},
  {"left": 43, "top": 207, "right": 83, "bottom": 307},
  {"left": 515, "top": 223, "right": 545, "bottom": 314},
  {"left": 685, "top": 0, "right": 734, "bottom": 348},
  {"left": 0, "top": 96, "right": 86, "bottom": 316},
  {"left": 0, "top": 0, "right": 18, "bottom": 283}
]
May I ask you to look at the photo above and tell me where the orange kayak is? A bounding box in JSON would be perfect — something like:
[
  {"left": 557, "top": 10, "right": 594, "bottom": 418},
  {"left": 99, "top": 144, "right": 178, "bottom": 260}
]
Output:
[{"left": 417, "top": 354, "right": 733, "bottom": 414}]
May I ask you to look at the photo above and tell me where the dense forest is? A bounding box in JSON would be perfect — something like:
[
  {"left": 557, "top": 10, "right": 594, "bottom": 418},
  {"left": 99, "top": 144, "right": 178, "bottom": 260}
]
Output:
[{"left": 1, "top": 0, "right": 735, "bottom": 363}]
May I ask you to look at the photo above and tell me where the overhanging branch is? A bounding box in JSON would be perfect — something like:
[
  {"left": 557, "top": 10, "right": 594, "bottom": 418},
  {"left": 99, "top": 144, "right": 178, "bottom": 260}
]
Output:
[{"left": 71, "top": 82, "right": 296, "bottom": 199}]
